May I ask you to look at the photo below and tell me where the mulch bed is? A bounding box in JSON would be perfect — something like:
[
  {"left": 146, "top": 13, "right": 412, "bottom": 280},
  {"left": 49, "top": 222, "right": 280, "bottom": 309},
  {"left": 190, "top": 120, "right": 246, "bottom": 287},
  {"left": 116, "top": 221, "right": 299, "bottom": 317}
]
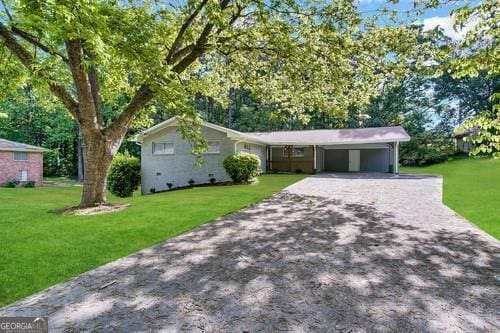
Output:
[{"left": 52, "top": 203, "right": 130, "bottom": 216}]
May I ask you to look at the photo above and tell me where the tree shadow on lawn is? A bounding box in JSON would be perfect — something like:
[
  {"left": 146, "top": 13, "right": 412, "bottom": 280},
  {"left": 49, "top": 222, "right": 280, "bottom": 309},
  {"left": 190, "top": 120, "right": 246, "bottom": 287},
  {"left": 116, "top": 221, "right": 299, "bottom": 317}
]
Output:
[{"left": 1, "top": 192, "right": 499, "bottom": 332}]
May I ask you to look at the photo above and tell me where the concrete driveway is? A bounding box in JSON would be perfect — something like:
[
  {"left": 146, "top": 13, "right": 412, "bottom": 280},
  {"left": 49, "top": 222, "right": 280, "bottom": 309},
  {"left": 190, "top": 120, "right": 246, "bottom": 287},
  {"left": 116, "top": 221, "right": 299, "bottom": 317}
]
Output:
[{"left": 1, "top": 173, "right": 499, "bottom": 332}]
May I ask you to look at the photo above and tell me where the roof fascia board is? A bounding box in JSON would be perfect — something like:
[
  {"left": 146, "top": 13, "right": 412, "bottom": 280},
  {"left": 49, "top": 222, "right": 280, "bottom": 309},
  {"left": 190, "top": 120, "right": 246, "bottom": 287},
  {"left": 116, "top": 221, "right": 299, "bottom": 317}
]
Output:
[
  {"left": 264, "top": 137, "right": 410, "bottom": 146},
  {"left": 0, "top": 148, "right": 48, "bottom": 152},
  {"left": 139, "top": 116, "right": 269, "bottom": 145}
]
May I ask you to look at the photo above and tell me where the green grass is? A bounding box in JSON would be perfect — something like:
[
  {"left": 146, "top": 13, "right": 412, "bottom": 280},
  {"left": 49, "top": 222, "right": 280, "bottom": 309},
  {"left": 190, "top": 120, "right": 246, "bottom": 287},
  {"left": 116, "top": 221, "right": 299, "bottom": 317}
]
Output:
[
  {"left": 0, "top": 174, "right": 305, "bottom": 307},
  {"left": 402, "top": 157, "right": 500, "bottom": 240}
]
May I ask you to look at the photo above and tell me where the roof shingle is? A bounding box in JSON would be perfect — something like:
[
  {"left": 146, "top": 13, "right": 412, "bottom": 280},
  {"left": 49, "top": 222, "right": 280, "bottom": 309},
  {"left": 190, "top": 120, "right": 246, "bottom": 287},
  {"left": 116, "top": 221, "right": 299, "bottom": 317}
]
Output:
[{"left": 243, "top": 126, "right": 410, "bottom": 145}]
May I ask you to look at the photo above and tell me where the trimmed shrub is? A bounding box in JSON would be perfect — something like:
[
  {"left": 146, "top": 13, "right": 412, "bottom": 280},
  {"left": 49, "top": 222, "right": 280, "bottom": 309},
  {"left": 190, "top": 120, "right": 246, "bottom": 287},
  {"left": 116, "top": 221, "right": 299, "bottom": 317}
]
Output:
[
  {"left": 223, "top": 152, "right": 261, "bottom": 183},
  {"left": 24, "top": 180, "right": 36, "bottom": 188},
  {"left": 107, "top": 153, "right": 141, "bottom": 197},
  {"left": 400, "top": 133, "right": 455, "bottom": 167},
  {"left": 4, "top": 178, "right": 19, "bottom": 188}
]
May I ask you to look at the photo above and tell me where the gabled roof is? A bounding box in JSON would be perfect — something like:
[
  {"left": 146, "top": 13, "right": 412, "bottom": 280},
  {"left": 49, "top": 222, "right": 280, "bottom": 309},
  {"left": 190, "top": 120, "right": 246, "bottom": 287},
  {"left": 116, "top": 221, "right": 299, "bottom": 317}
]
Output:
[
  {"left": 137, "top": 116, "right": 268, "bottom": 145},
  {"left": 0, "top": 139, "right": 48, "bottom": 152},
  {"left": 138, "top": 116, "right": 410, "bottom": 145}
]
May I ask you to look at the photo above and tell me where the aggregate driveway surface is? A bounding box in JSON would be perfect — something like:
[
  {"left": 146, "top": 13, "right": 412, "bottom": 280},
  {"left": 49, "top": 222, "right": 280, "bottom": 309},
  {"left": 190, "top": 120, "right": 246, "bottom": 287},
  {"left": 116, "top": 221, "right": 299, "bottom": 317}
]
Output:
[{"left": 1, "top": 173, "right": 499, "bottom": 332}]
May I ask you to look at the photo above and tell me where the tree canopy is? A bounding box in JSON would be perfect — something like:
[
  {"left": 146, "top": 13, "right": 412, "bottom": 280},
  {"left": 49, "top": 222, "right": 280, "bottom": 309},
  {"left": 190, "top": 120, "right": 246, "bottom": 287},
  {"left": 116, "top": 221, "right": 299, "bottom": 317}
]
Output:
[
  {"left": 0, "top": 0, "right": 424, "bottom": 206},
  {"left": 0, "top": 0, "right": 496, "bottom": 206},
  {"left": 444, "top": 0, "right": 499, "bottom": 157},
  {"left": 0, "top": 0, "right": 423, "bottom": 125}
]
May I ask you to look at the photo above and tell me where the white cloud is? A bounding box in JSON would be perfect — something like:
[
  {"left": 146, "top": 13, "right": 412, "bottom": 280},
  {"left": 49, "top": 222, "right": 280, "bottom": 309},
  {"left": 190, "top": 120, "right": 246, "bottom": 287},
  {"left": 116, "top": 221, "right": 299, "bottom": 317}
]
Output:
[{"left": 422, "top": 15, "right": 477, "bottom": 40}]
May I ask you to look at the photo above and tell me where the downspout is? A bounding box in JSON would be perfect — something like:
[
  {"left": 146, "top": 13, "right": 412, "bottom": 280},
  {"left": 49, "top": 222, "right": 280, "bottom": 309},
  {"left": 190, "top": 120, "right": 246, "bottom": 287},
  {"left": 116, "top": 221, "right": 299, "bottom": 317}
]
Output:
[{"left": 234, "top": 140, "right": 242, "bottom": 153}]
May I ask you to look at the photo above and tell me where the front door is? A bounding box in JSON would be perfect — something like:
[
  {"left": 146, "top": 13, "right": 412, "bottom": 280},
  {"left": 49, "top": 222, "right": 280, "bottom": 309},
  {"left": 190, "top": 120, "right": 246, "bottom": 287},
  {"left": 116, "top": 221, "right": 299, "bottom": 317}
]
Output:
[{"left": 348, "top": 150, "right": 360, "bottom": 172}]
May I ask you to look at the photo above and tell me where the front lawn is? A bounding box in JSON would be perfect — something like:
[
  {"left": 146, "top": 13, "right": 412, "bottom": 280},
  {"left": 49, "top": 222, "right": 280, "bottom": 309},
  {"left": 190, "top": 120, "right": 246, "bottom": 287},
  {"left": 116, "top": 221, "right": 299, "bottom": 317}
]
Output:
[
  {"left": 402, "top": 157, "right": 500, "bottom": 240},
  {"left": 0, "top": 174, "right": 305, "bottom": 307}
]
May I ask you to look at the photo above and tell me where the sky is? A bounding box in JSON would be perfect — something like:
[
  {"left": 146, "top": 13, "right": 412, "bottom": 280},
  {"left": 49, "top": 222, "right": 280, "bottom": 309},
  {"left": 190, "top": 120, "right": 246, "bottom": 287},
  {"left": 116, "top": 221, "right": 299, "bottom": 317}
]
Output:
[{"left": 356, "top": 0, "right": 482, "bottom": 40}]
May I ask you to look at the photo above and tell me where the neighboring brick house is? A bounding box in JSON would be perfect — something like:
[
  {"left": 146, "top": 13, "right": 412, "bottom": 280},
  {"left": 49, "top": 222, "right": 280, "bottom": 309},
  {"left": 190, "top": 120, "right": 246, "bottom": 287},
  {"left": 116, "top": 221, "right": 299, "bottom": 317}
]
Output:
[{"left": 0, "top": 139, "right": 48, "bottom": 187}]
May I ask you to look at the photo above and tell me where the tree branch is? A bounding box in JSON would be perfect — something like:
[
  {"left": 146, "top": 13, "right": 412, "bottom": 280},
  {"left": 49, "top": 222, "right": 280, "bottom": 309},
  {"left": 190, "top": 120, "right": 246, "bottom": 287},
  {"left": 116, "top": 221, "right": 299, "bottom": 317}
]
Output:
[
  {"left": 166, "top": 0, "right": 208, "bottom": 64},
  {"left": 0, "top": 22, "right": 33, "bottom": 67},
  {"left": 0, "top": 21, "right": 78, "bottom": 117},
  {"left": 172, "top": 0, "right": 231, "bottom": 72},
  {"left": 48, "top": 83, "right": 79, "bottom": 115},
  {"left": 65, "top": 39, "right": 98, "bottom": 126},
  {"left": 84, "top": 49, "right": 103, "bottom": 125},
  {"left": 87, "top": 68, "right": 102, "bottom": 125},
  {"left": 1, "top": 0, "right": 13, "bottom": 22},
  {"left": 11, "top": 26, "right": 68, "bottom": 63},
  {"left": 108, "top": 0, "right": 231, "bottom": 141},
  {"left": 172, "top": 23, "right": 214, "bottom": 73},
  {"left": 106, "top": 84, "right": 154, "bottom": 140},
  {"left": 169, "top": 44, "right": 195, "bottom": 64}
]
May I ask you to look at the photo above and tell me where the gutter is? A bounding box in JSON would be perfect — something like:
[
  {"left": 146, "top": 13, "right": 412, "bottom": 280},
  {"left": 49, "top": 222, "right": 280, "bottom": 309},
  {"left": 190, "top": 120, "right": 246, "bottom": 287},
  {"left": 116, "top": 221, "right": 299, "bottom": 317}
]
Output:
[
  {"left": 258, "top": 137, "right": 411, "bottom": 146},
  {"left": 0, "top": 148, "right": 49, "bottom": 153}
]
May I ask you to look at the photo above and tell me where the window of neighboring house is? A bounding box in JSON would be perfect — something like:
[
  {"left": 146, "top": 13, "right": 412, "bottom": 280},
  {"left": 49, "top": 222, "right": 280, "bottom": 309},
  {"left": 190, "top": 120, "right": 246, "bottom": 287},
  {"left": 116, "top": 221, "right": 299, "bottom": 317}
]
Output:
[
  {"left": 282, "top": 147, "right": 305, "bottom": 157},
  {"left": 152, "top": 142, "right": 174, "bottom": 155},
  {"left": 17, "top": 170, "right": 28, "bottom": 182},
  {"left": 13, "top": 152, "right": 28, "bottom": 161},
  {"left": 205, "top": 141, "right": 220, "bottom": 154},
  {"left": 243, "top": 143, "right": 251, "bottom": 152}
]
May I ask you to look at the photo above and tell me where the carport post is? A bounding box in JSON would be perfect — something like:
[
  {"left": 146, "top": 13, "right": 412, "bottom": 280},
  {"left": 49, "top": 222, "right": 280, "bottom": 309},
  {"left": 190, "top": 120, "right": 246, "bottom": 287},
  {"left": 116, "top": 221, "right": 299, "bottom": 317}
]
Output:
[
  {"left": 286, "top": 145, "right": 292, "bottom": 172},
  {"left": 312, "top": 145, "right": 317, "bottom": 173},
  {"left": 394, "top": 141, "right": 399, "bottom": 174}
]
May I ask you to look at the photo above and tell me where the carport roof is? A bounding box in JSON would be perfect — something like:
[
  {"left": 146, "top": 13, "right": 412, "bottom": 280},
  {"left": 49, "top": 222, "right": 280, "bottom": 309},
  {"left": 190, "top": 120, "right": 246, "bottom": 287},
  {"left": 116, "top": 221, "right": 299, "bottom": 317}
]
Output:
[{"left": 244, "top": 126, "right": 410, "bottom": 145}]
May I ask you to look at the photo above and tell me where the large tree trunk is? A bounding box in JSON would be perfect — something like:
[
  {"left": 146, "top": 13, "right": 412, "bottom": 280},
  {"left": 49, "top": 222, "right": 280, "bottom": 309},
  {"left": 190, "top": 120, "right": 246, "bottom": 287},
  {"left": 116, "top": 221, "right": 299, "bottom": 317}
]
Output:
[
  {"left": 1, "top": 10, "right": 225, "bottom": 208},
  {"left": 79, "top": 130, "right": 117, "bottom": 207},
  {"left": 77, "top": 127, "right": 84, "bottom": 182}
]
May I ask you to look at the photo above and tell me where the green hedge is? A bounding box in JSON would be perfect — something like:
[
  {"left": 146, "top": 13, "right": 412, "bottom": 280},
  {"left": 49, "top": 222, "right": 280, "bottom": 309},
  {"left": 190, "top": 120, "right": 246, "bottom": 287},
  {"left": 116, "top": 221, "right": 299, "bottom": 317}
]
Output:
[
  {"left": 223, "top": 152, "right": 261, "bottom": 183},
  {"left": 107, "top": 153, "right": 141, "bottom": 197}
]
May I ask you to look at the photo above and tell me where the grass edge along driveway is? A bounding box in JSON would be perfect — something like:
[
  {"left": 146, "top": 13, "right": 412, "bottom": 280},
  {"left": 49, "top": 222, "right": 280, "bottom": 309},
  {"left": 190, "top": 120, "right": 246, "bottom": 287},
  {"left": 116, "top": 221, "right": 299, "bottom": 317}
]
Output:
[
  {"left": 0, "top": 174, "right": 306, "bottom": 307},
  {"left": 402, "top": 157, "right": 499, "bottom": 240}
]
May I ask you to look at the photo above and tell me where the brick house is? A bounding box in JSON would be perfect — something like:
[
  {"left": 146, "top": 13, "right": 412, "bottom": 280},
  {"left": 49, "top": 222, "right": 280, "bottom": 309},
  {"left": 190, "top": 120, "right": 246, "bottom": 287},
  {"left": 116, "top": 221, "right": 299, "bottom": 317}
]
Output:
[{"left": 0, "top": 139, "right": 48, "bottom": 187}]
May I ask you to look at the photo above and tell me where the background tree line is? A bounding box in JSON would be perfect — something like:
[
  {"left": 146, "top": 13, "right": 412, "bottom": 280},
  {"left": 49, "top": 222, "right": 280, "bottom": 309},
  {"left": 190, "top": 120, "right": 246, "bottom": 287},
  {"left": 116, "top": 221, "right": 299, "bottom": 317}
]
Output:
[
  {"left": 1, "top": 64, "right": 496, "bottom": 178},
  {"left": 0, "top": 3, "right": 497, "bottom": 180}
]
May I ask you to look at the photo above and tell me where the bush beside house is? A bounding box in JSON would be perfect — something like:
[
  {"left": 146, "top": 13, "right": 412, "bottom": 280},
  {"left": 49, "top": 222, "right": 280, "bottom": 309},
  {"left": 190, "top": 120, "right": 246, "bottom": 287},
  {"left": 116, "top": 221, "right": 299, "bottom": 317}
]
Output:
[
  {"left": 107, "top": 153, "right": 141, "bottom": 197},
  {"left": 400, "top": 132, "right": 455, "bottom": 166},
  {"left": 223, "top": 152, "right": 261, "bottom": 183}
]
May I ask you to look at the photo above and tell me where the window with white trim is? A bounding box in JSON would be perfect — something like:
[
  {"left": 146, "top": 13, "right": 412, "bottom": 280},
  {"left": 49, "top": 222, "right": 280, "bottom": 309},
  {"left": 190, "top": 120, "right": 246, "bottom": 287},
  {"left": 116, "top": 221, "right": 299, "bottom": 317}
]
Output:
[
  {"left": 152, "top": 142, "right": 174, "bottom": 155},
  {"left": 283, "top": 147, "right": 305, "bottom": 157},
  {"left": 13, "top": 152, "right": 28, "bottom": 161},
  {"left": 205, "top": 141, "right": 220, "bottom": 154},
  {"left": 243, "top": 143, "right": 251, "bottom": 151},
  {"left": 17, "top": 170, "right": 28, "bottom": 182}
]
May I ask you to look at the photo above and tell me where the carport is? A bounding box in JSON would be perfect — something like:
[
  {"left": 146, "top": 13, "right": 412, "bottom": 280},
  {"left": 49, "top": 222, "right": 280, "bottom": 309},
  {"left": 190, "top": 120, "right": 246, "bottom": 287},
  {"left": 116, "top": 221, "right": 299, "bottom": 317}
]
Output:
[
  {"left": 320, "top": 144, "right": 393, "bottom": 173},
  {"left": 251, "top": 126, "right": 410, "bottom": 174}
]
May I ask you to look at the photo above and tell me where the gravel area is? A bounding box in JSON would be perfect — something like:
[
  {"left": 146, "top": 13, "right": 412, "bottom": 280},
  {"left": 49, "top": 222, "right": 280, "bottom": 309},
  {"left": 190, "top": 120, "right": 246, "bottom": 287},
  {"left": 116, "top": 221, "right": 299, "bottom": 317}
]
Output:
[{"left": 1, "top": 173, "right": 499, "bottom": 332}]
